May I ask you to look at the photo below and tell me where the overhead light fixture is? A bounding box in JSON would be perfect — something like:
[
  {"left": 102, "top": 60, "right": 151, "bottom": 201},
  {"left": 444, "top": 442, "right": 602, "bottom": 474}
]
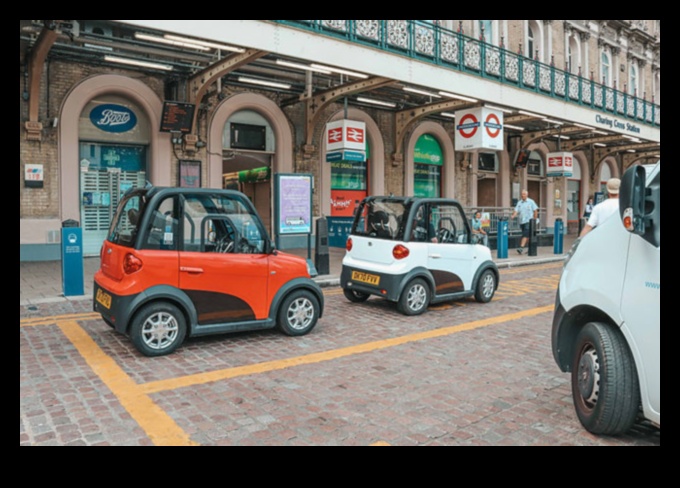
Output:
[
  {"left": 593, "top": 142, "right": 607, "bottom": 147},
  {"left": 356, "top": 97, "right": 396, "bottom": 108},
  {"left": 553, "top": 134, "right": 570, "bottom": 140},
  {"left": 484, "top": 104, "right": 514, "bottom": 114},
  {"left": 624, "top": 135, "right": 641, "bottom": 142},
  {"left": 404, "top": 87, "right": 441, "bottom": 98},
  {"left": 310, "top": 64, "right": 368, "bottom": 79},
  {"left": 543, "top": 118, "right": 564, "bottom": 125},
  {"left": 440, "top": 112, "right": 456, "bottom": 118},
  {"left": 504, "top": 124, "right": 525, "bottom": 131},
  {"left": 518, "top": 110, "right": 545, "bottom": 119},
  {"left": 438, "top": 91, "right": 478, "bottom": 102},
  {"left": 592, "top": 129, "right": 609, "bottom": 135},
  {"left": 627, "top": 149, "right": 636, "bottom": 153},
  {"left": 573, "top": 123, "right": 594, "bottom": 130},
  {"left": 237, "top": 76, "right": 291, "bottom": 89},
  {"left": 164, "top": 34, "right": 244, "bottom": 53},
  {"left": 84, "top": 43, "right": 113, "bottom": 52},
  {"left": 104, "top": 55, "right": 173, "bottom": 71},
  {"left": 135, "top": 32, "right": 211, "bottom": 51},
  {"left": 275, "top": 59, "right": 331, "bottom": 74}
]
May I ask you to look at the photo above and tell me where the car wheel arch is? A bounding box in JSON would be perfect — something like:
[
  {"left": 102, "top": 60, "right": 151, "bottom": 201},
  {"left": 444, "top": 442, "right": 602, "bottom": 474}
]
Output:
[
  {"left": 471, "top": 262, "right": 499, "bottom": 293},
  {"left": 268, "top": 278, "right": 324, "bottom": 320},
  {"left": 397, "top": 267, "right": 435, "bottom": 300},
  {"left": 126, "top": 285, "right": 197, "bottom": 336}
]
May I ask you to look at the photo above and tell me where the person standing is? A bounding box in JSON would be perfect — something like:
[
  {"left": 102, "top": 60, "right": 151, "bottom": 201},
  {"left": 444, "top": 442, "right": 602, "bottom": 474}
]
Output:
[
  {"left": 511, "top": 189, "right": 538, "bottom": 254},
  {"left": 471, "top": 210, "right": 488, "bottom": 246},
  {"left": 583, "top": 197, "right": 594, "bottom": 220},
  {"left": 579, "top": 178, "right": 620, "bottom": 237}
]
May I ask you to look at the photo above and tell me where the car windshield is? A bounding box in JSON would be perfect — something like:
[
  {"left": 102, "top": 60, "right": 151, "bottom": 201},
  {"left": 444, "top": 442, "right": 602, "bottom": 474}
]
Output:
[{"left": 351, "top": 198, "right": 409, "bottom": 240}]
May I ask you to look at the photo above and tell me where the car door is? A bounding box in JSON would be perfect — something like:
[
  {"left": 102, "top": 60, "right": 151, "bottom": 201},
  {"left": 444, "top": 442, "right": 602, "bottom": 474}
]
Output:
[
  {"left": 178, "top": 193, "right": 270, "bottom": 324},
  {"left": 426, "top": 203, "right": 476, "bottom": 294}
]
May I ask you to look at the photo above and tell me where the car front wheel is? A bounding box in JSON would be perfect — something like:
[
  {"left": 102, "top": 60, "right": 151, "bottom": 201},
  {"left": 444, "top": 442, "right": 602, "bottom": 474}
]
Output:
[
  {"left": 277, "top": 289, "right": 320, "bottom": 336},
  {"left": 571, "top": 321, "right": 641, "bottom": 435},
  {"left": 343, "top": 288, "right": 370, "bottom": 303},
  {"left": 129, "top": 302, "right": 187, "bottom": 357},
  {"left": 474, "top": 269, "right": 496, "bottom": 303},
  {"left": 397, "top": 278, "right": 430, "bottom": 316}
]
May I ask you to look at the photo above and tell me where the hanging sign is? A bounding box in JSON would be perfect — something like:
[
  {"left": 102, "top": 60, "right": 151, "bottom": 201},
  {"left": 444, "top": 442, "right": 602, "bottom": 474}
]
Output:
[
  {"left": 326, "top": 119, "right": 366, "bottom": 162},
  {"left": 454, "top": 107, "right": 504, "bottom": 151},
  {"left": 546, "top": 151, "right": 574, "bottom": 177}
]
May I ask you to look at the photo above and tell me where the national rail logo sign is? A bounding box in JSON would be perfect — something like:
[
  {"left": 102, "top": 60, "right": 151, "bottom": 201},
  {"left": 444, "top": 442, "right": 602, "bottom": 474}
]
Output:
[
  {"left": 454, "top": 107, "right": 504, "bottom": 151},
  {"left": 326, "top": 119, "right": 366, "bottom": 163}
]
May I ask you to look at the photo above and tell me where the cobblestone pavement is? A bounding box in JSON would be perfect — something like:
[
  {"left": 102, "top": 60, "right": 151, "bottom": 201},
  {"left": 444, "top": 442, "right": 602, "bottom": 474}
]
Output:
[{"left": 20, "top": 263, "right": 659, "bottom": 446}]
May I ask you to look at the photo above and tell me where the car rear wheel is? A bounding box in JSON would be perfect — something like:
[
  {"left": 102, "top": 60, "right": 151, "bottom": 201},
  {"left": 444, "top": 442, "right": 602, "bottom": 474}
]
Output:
[
  {"left": 277, "top": 289, "right": 320, "bottom": 336},
  {"left": 343, "top": 288, "right": 370, "bottom": 303},
  {"left": 397, "top": 278, "right": 430, "bottom": 316},
  {"left": 129, "top": 302, "right": 187, "bottom": 357},
  {"left": 571, "top": 322, "right": 640, "bottom": 435},
  {"left": 474, "top": 269, "right": 496, "bottom": 303}
]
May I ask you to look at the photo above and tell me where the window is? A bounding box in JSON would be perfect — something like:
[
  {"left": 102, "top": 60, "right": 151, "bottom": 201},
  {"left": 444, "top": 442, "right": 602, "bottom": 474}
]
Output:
[
  {"left": 479, "top": 20, "right": 493, "bottom": 43},
  {"left": 230, "top": 123, "right": 266, "bottom": 151},
  {"left": 601, "top": 50, "right": 611, "bottom": 86},
  {"left": 478, "top": 153, "right": 497, "bottom": 172},
  {"left": 528, "top": 26, "right": 535, "bottom": 58},
  {"left": 629, "top": 63, "right": 638, "bottom": 95}
]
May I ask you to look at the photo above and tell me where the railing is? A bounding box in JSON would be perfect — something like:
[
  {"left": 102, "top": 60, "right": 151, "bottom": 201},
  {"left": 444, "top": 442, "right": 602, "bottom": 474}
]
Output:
[
  {"left": 271, "top": 20, "right": 660, "bottom": 129},
  {"left": 463, "top": 207, "right": 548, "bottom": 235}
]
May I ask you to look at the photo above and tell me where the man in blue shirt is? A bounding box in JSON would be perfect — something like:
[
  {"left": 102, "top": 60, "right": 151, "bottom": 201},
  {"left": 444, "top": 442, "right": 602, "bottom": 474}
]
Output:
[{"left": 511, "top": 189, "right": 538, "bottom": 254}]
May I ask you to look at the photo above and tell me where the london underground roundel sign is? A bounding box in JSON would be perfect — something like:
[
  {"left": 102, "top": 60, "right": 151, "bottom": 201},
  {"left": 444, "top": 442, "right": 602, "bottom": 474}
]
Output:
[
  {"left": 457, "top": 113, "right": 479, "bottom": 139},
  {"left": 485, "top": 113, "right": 501, "bottom": 138}
]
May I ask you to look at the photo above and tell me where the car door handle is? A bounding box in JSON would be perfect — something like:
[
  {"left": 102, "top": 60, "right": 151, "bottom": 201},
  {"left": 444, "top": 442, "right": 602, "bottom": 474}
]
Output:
[
  {"left": 180, "top": 266, "right": 204, "bottom": 274},
  {"left": 429, "top": 254, "right": 441, "bottom": 258}
]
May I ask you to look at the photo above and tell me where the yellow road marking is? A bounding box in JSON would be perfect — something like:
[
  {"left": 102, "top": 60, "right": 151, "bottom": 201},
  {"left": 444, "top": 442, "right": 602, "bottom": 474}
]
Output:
[
  {"left": 21, "top": 312, "right": 100, "bottom": 327},
  {"left": 139, "top": 305, "right": 553, "bottom": 394},
  {"left": 58, "top": 320, "right": 198, "bottom": 446}
]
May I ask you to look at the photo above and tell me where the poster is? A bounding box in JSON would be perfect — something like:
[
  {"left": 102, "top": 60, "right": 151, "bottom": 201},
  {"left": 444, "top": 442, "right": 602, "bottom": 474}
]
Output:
[{"left": 277, "top": 174, "right": 312, "bottom": 235}]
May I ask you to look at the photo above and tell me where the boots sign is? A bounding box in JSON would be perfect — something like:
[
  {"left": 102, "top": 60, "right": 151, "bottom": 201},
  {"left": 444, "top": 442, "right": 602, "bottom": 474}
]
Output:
[
  {"left": 454, "top": 107, "right": 504, "bottom": 151},
  {"left": 326, "top": 119, "right": 366, "bottom": 162}
]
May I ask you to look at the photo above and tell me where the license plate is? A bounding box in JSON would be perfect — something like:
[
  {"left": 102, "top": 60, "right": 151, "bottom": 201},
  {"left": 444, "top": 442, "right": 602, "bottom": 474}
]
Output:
[
  {"left": 96, "top": 288, "right": 112, "bottom": 309},
  {"left": 351, "top": 270, "right": 380, "bottom": 285}
]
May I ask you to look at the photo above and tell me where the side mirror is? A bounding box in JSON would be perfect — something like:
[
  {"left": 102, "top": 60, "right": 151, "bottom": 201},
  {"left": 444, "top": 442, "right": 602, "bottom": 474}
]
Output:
[{"left": 619, "top": 163, "right": 660, "bottom": 247}]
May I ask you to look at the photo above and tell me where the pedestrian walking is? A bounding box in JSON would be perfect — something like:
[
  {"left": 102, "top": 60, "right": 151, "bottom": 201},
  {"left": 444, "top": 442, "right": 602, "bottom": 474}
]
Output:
[
  {"left": 511, "top": 189, "right": 538, "bottom": 254},
  {"left": 580, "top": 178, "right": 620, "bottom": 237},
  {"left": 583, "top": 197, "right": 594, "bottom": 219}
]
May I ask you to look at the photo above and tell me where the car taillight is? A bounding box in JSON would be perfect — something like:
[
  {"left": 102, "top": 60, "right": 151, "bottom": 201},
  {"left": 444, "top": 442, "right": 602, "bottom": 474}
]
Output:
[
  {"left": 392, "top": 244, "right": 410, "bottom": 260},
  {"left": 346, "top": 237, "right": 353, "bottom": 252},
  {"left": 123, "top": 253, "right": 143, "bottom": 274}
]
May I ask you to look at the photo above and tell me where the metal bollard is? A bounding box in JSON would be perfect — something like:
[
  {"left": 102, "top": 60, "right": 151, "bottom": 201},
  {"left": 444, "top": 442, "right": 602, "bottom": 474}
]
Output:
[
  {"left": 554, "top": 218, "right": 564, "bottom": 254},
  {"left": 528, "top": 218, "right": 538, "bottom": 256},
  {"left": 497, "top": 218, "right": 508, "bottom": 259},
  {"left": 314, "top": 216, "right": 329, "bottom": 275}
]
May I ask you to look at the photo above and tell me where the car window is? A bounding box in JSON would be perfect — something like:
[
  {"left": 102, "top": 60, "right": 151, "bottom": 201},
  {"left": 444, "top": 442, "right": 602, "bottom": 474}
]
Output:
[
  {"left": 143, "top": 196, "right": 177, "bottom": 250},
  {"left": 181, "top": 193, "right": 265, "bottom": 254},
  {"left": 352, "top": 199, "right": 408, "bottom": 240},
  {"left": 108, "top": 193, "right": 144, "bottom": 248},
  {"left": 430, "top": 203, "right": 469, "bottom": 244}
]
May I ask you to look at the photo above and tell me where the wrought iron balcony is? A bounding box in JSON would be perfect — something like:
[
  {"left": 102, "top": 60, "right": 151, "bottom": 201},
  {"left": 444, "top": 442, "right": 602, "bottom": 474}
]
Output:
[{"left": 272, "top": 20, "right": 660, "bottom": 129}]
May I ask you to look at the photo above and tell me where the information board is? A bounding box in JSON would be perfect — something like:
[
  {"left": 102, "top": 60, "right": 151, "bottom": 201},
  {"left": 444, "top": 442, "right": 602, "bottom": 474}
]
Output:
[
  {"left": 160, "top": 101, "right": 195, "bottom": 133},
  {"left": 275, "top": 174, "right": 313, "bottom": 235}
]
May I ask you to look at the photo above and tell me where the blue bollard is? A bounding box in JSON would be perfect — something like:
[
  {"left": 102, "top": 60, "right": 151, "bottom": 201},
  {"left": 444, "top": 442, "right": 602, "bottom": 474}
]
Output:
[
  {"left": 554, "top": 218, "right": 564, "bottom": 254},
  {"left": 497, "top": 219, "right": 508, "bottom": 259},
  {"left": 61, "top": 220, "right": 84, "bottom": 296}
]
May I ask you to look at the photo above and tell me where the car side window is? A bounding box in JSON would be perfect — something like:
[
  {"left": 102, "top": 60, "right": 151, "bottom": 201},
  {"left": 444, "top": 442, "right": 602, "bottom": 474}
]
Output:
[
  {"left": 181, "top": 193, "right": 265, "bottom": 254},
  {"left": 143, "top": 196, "right": 177, "bottom": 250},
  {"left": 431, "top": 204, "right": 469, "bottom": 244}
]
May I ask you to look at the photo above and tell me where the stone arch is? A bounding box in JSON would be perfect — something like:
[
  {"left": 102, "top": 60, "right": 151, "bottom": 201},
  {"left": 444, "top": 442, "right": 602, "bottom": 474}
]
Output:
[
  {"left": 404, "top": 121, "right": 455, "bottom": 198},
  {"left": 208, "top": 92, "right": 293, "bottom": 189},
  {"left": 319, "top": 108, "right": 384, "bottom": 217},
  {"left": 59, "top": 74, "right": 169, "bottom": 220}
]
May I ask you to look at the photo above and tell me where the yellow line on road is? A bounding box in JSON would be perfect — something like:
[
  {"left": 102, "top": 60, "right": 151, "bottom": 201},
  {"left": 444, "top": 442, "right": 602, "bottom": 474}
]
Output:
[
  {"left": 139, "top": 305, "right": 553, "bottom": 395},
  {"left": 58, "top": 320, "right": 198, "bottom": 446},
  {"left": 21, "top": 312, "right": 100, "bottom": 327}
]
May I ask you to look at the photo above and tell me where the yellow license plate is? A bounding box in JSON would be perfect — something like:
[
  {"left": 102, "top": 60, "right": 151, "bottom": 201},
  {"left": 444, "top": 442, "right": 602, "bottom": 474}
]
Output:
[
  {"left": 351, "top": 271, "right": 380, "bottom": 285},
  {"left": 96, "top": 288, "right": 112, "bottom": 309}
]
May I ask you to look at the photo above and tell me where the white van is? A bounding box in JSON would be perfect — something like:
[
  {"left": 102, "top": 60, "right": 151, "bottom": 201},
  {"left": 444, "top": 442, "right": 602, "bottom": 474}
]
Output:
[{"left": 552, "top": 161, "right": 660, "bottom": 435}]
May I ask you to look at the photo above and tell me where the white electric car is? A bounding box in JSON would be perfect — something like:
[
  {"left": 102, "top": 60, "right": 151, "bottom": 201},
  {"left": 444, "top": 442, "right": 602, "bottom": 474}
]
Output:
[{"left": 340, "top": 197, "right": 499, "bottom": 315}]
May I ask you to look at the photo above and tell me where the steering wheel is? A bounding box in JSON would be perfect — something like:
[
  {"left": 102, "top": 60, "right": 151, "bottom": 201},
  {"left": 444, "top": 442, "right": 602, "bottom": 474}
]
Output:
[
  {"left": 215, "top": 234, "right": 234, "bottom": 253},
  {"left": 437, "top": 217, "right": 457, "bottom": 243}
]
